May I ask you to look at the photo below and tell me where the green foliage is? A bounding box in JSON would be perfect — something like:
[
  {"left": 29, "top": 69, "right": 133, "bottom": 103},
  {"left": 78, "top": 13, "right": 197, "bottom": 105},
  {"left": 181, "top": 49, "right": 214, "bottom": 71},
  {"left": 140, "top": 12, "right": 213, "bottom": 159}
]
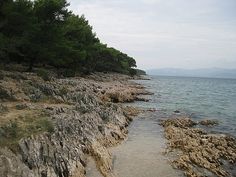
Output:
[
  {"left": 1, "top": 121, "right": 18, "bottom": 138},
  {"left": 129, "top": 68, "right": 137, "bottom": 76},
  {"left": 135, "top": 69, "right": 146, "bottom": 75},
  {"left": 0, "top": 114, "right": 54, "bottom": 152},
  {"left": 36, "top": 118, "right": 54, "bottom": 133},
  {"left": 60, "top": 69, "right": 76, "bottom": 77},
  {"left": 0, "top": 0, "right": 137, "bottom": 75},
  {"left": 36, "top": 68, "right": 51, "bottom": 81},
  {"left": 0, "top": 86, "right": 14, "bottom": 100},
  {"left": 0, "top": 71, "right": 4, "bottom": 80}
]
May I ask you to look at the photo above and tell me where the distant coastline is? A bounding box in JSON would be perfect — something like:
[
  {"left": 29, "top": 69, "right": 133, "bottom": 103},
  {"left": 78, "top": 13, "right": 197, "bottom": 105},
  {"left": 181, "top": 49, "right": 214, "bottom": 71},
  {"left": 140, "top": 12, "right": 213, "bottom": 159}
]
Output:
[{"left": 147, "top": 68, "right": 236, "bottom": 79}]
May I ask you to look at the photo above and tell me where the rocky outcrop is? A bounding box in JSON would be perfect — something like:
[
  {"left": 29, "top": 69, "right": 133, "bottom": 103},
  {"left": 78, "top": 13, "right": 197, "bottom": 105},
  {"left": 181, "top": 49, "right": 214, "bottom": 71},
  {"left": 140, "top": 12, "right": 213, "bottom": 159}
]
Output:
[
  {"left": 86, "top": 73, "right": 152, "bottom": 103},
  {"left": 0, "top": 70, "right": 144, "bottom": 177},
  {"left": 199, "top": 119, "right": 219, "bottom": 126},
  {"left": 160, "top": 118, "right": 236, "bottom": 177}
]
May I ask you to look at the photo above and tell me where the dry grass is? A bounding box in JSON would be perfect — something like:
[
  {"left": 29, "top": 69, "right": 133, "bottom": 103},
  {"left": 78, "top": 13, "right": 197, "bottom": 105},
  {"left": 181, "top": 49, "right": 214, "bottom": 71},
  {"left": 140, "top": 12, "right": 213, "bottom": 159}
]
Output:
[{"left": 0, "top": 106, "right": 54, "bottom": 152}]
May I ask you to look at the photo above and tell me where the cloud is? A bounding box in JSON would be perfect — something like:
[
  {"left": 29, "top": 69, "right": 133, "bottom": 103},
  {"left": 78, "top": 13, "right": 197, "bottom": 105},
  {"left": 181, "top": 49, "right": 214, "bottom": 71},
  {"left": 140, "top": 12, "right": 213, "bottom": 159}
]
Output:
[{"left": 68, "top": 0, "right": 236, "bottom": 69}]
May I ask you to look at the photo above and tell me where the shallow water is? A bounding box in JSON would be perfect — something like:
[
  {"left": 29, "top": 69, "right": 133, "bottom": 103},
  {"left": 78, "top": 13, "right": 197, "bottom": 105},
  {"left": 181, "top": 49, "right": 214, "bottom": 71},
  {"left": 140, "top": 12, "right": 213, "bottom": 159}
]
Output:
[
  {"left": 112, "top": 76, "right": 236, "bottom": 176},
  {"left": 86, "top": 113, "right": 183, "bottom": 177},
  {"left": 86, "top": 157, "right": 103, "bottom": 177},
  {"left": 87, "top": 76, "right": 236, "bottom": 177},
  {"left": 112, "top": 113, "right": 182, "bottom": 177},
  {"left": 134, "top": 76, "right": 236, "bottom": 136}
]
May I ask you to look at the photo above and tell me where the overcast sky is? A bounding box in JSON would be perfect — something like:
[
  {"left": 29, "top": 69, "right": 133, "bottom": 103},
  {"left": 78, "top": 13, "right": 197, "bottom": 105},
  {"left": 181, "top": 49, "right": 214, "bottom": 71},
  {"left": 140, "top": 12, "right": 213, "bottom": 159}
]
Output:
[{"left": 68, "top": 0, "right": 236, "bottom": 70}]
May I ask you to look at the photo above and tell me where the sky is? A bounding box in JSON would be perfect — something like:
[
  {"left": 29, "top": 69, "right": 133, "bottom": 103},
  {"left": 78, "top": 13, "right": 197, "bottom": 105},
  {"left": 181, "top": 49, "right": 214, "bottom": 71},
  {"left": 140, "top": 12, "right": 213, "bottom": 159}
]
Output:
[{"left": 68, "top": 0, "right": 236, "bottom": 70}]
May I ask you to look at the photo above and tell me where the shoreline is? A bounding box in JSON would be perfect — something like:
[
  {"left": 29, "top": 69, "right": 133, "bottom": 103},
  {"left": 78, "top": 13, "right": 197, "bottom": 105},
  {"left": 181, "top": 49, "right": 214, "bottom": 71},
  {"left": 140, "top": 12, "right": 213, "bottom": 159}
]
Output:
[
  {"left": 108, "top": 77, "right": 236, "bottom": 177},
  {"left": 1, "top": 70, "right": 235, "bottom": 177},
  {"left": 0, "top": 70, "right": 149, "bottom": 177},
  {"left": 108, "top": 112, "right": 182, "bottom": 177},
  {"left": 160, "top": 117, "right": 236, "bottom": 177}
]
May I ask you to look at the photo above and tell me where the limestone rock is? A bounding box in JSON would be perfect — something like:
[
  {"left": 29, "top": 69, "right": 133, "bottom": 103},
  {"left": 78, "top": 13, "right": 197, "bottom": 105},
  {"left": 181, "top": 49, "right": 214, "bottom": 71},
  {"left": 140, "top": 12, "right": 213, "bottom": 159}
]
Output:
[
  {"left": 161, "top": 117, "right": 236, "bottom": 177},
  {"left": 0, "top": 70, "right": 146, "bottom": 177},
  {"left": 199, "top": 119, "right": 219, "bottom": 126}
]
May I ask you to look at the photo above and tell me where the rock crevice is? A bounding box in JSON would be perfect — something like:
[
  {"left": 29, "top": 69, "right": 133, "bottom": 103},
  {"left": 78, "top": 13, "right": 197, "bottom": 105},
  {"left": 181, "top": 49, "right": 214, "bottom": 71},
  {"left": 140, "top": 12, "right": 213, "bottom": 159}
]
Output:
[
  {"left": 160, "top": 118, "right": 236, "bottom": 177},
  {"left": 0, "top": 71, "right": 145, "bottom": 177}
]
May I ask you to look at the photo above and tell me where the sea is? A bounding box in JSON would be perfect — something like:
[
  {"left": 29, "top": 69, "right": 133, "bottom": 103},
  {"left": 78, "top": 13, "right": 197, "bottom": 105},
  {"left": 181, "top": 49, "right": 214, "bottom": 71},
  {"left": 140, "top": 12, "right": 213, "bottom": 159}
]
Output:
[
  {"left": 135, "top": 75, "right": 236, "bottom": 136},
  {"left": 87, "top": 75, "right": 236, "bottom": 177},
  {"left": 111, "top": 75, "right": 236, "bottom": 177}
]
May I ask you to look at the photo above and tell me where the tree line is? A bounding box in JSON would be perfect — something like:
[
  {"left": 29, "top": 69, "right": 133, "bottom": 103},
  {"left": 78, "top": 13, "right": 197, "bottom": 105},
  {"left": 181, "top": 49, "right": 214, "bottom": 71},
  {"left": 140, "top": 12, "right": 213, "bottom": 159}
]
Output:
[{"left": 0, "top": 0, "right": 138, "bottom": 75}]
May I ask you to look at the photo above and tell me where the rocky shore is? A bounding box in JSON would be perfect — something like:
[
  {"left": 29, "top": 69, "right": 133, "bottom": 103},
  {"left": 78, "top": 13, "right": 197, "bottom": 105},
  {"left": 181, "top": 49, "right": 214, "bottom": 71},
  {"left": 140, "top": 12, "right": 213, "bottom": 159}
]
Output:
[
  {"left": 0, "top": 70, "right": 150, "bottom": 177},
  {"left": 160, "top": 117, "right": 236, "bottom": 177}
]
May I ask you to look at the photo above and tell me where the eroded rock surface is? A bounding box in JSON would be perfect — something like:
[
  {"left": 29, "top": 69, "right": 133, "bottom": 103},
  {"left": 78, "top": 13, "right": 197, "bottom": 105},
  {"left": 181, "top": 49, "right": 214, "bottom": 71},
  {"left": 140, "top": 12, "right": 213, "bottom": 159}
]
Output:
[
  {"left": 160, "top": 118, "right": 236, "bottom": 177},
  {"left": 0, "top": 70, "right": 144, "bottom": 177},
  {"left": 199, "top": 119, "right": 219, "bottom": 126}
]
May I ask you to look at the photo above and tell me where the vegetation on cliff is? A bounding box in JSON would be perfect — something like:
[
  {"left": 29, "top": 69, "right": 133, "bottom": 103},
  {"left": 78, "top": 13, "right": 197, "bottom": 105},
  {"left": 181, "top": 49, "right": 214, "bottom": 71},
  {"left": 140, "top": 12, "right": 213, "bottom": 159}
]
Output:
[
  {"left": 0, "top": 0, "right": 137, "bottom": 75},
  {"left": 135, "top": 69, "right": 147, "bottom": 75}
]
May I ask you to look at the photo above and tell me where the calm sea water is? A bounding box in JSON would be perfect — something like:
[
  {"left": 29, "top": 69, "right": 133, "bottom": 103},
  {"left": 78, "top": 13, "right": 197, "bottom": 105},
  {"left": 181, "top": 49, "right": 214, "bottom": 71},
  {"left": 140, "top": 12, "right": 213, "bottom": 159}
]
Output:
[
  {"left": 135, "top": 75, "right": 236, "bottom": 136},
  {"left": 87, "top": 76, "right": 236, "bottom": 177}
]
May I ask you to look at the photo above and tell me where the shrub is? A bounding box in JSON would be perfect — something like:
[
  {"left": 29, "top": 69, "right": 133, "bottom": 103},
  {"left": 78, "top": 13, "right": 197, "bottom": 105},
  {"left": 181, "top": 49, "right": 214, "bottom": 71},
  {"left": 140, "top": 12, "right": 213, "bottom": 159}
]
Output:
[
  {"left": 36, "top": 69, "right": 51, "bottom": 81},
  {"left": 0, "top": 71, "right": 4, "bottom": 80},
  {"left": 0, "top": 87, "right": 13, "bottom": 100},
  {"left": 6, "top": 73, "right": 27, "bottom": 81},
  {"left": 36, "top": 118, "right": 54, "bottom": 133},
  {"left": 0, "top": 114, "right": 54, "bottom": 152},
  {"left": 61, "top": 69, "right": 76, "bottom": 77},
  {"left": 129, "top": 68, "right": 137, "bottom": 76},
  {"left": 1, "top": 121, "right": 18, "bottom": 138},
  {"left": 0, "top": 121, "right": 20, "bottom": 152}
]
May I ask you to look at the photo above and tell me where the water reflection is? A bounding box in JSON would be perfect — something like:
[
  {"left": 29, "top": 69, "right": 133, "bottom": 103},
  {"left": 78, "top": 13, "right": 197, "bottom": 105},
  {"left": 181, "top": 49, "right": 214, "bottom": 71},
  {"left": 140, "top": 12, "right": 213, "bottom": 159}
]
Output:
[{"left": 111, "top": 113, "right": 183, "bottom": 177}]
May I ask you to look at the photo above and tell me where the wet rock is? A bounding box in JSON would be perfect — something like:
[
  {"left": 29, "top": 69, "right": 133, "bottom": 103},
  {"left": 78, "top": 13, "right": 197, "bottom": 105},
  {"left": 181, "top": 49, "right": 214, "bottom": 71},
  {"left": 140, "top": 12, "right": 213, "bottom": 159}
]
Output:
[
  {"left": 161, "top": 117, "right": 236, "bottom": 177},
  {"left": 123, "top": 106, "right": 140, "bottom": 117},
  {"left": 199, "top": 119, "right": 219, "bottom": 126},
  {"left": 174, "top": 110, "right": 180, "bottom": 113},
  {"left": 146, "top": 108, "right": 158, "bottom": 112},
  {"left": 135, "top": 96, "right": 150, "bottom": 102},
  {"left": 160, "top": 117, "right": 197, "bottom": 128}
]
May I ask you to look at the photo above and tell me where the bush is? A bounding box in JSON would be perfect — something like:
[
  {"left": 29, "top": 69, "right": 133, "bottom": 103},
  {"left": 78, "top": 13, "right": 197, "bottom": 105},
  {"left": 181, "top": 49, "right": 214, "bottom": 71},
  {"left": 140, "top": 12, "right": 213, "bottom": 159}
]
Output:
[
  {"left": 1, "top": 121, "right": 18, "bottom": 138},
  {"left": 0, "top": 114, "right": 54, "bottom": 152},
  {"left": 0, "top": 71, "right": 4, "bottom": 80},
  {"left": 61, "top": 69, "right": 76, "bottom": 77},
  {"left": 36, "top": 69, "right": 51, "bottom": 81},
  {"left": 0, "top": 86, "right": 13, "bottom": 100},
  {"left": 0, "top": 121, "right": 20, "bottom": 152},
  {"left": 6, "top": 73, "right": 27, "bottom": 81},
  {"left": 135, "top": 69, "right": 146, "bottom": 75},
  {"left": 38, "top": 119, "right": 54, "bottom": 133},
  {"left": 129, "top": 68, "right": 137, "bottom": 76}
]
